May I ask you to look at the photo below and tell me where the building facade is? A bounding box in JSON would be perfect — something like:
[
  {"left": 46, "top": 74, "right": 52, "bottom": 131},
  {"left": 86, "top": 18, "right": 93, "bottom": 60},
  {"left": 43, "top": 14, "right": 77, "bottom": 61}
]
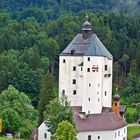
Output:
[{"left": 59, "top": 20, "right": 127, "bottom": 140}]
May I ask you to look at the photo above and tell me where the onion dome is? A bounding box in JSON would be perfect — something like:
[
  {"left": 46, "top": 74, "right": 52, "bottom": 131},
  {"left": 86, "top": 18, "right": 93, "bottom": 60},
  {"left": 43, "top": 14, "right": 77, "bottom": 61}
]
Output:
[
  {"left": 113, "top": 94, "right": 120, "bottom": 101},
  {"left": 82, "top": 20, "right": 92, "bottom": 31}
]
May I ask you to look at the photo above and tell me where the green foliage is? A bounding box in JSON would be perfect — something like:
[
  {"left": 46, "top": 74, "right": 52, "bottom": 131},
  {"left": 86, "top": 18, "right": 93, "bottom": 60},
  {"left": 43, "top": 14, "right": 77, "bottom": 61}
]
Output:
[
  {"left": 120, "top": 73, "right": 140, "bottom": 105},
  {"left": 0, "top": 85, "right": 38, "bottom": 138},
  {"left": 128, "top": 126, "right": 140, "bottom": 140},
  {"left": 51, "top": 121, "right": 76, "bottom": 140},
  {"left": 38, "top": 72, "right": 56, "bottom": 125},
  {"left": 44, "top": 98, "right": 73, "bottom": 134},
  {"left": 0, "top": 108, "right": 20, "bottom": 134}
]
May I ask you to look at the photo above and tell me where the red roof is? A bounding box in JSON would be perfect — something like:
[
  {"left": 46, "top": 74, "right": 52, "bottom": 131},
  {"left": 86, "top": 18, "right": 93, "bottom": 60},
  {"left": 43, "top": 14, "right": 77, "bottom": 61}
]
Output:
[{"left": 71, "top": 106, "right": 127, "bottom": 132}]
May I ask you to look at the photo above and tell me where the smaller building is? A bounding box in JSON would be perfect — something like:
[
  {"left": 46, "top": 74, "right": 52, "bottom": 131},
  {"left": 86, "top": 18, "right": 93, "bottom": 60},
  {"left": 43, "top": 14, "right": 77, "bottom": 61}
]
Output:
[{"left": 30, "top": 122, "right": 51, "bottom": 140}]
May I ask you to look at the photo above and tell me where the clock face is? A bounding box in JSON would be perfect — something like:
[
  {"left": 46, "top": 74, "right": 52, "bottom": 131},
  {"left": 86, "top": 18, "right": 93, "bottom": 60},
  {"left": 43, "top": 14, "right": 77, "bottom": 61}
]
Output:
[{"left": 92, "top": 65, "right": 99, "bottom": 72}]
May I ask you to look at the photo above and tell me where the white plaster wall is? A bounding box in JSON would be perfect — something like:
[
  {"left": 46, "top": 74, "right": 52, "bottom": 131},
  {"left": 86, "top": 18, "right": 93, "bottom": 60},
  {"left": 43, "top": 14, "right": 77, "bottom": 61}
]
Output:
[
  {"left": 77, "top": 126, "right": 127, "bottom": 140},
  {"left": 38, "top": 122, "right": 51, "bottom": 140},
  {"left": 59, "top": 55, "right": 113, "bottom": 114},
  {"left": 82, "top": 56, "right": 103, "bottom": 114},
  {"left": 102, "top": 57, "right": 113, "bottom": 107},
  {"left": 59, "top": 56, "right": 83, "bottom": 106}
]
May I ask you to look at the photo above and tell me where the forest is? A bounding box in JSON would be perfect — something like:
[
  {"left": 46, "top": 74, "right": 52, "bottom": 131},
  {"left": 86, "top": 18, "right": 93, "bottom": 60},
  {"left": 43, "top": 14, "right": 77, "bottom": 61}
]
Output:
[{"left": 0, "top": 0, "right": 140, "bottom": 138}]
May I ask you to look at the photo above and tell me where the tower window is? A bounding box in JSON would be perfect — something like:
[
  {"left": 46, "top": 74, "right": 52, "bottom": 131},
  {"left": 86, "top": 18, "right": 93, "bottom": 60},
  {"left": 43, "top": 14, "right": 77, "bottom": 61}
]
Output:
[
  {"left": 63, "top": 59, "right": 66, "bottom": 63},
  {"left": 87, "top": 68, "right": 90, "bottom": 72},
  {"left": 73, "top": 79, "right": 76, "bottom": 84},
  {"left": 105, "top": 91, "right": 107, "bottom": 96},
  {"left": 105, "top": 65, "right": 107, "bottom": 71},
  {"left": 98, "top": 136, "right": 100, "bottom": 139},
  {"left": 73, "top": 66, "right": 76, "bottom": 71},
  {"left": 44, "top": 133, "right": 47, "bottom": 139},
  {"left": 73, "top": 90, "right": 76, "bottom": 95},
  {"left": 88, "top": 135, "right": 91, "bottom": 140},
  {"left": 88, "top": 57, "right": 90, "bottom": 61},
  {"left": 62, "top": 90, "right": 65, "bottom": 95}
]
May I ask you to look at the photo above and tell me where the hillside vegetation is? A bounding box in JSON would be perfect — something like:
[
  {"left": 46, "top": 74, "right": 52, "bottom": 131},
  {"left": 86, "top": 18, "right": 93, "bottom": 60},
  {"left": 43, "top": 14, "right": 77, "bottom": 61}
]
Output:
[{"left": 0, "top": 0, "right": 140, "bottom": 138}]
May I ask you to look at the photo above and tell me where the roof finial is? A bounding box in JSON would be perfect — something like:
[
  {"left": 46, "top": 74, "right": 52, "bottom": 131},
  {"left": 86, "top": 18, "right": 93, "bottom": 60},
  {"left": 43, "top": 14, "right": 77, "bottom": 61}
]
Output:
[{"left": 86, "top": 14, "right": 88, "bottom": 21}]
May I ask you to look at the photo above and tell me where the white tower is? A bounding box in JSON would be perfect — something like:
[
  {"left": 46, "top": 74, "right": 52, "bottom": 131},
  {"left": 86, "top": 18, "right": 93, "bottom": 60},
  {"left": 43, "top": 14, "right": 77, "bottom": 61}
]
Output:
[{"left": 59, "top": 21, "right": 113, "bottom": 114}]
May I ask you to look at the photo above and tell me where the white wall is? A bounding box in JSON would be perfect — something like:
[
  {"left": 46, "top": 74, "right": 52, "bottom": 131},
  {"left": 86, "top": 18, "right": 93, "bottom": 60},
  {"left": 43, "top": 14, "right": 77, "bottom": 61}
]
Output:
[
  {"left": 59, "top": 55, "right": 113, "bottom": 114},
  {"left": 38, "top": 122, "right": 51, "bottom": 140},
  {"left": 77, "top": 126, "right": 127, "bottom": 140},
  {"left": 59, "top": 56, "right": 83, "bottom": 106}
]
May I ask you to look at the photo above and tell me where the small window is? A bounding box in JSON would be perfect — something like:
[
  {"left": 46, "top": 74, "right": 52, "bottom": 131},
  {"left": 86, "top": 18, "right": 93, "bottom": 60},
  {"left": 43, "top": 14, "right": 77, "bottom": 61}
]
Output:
[
  {"left": 44, "top": 133, "right": 47, "bottom": 139},
  {"left": 87, "top": 68, "right": 90, "bottom": 72},
  {"left": 98, "top": 136, "right": 100, "bottom": 139},
  {"left": 88, "top": 98, "right": 90, "bottom": 101},
  {"left": 88, "top": 135, "right": 91, "bottom": 140},
  {"left": 73, "top": 66, "right": 76, "bottom": 71},
  {"left": 97, "top": 92, "right": 99, "bottom": 94},
  {"left": 118, "top": 131, "right": 120, "bottom": 136},
  {"left": 73, "top": 79, "right": 76, "bottom": 84},
  {"left": 63, "top": 59, "right": 66, "bottom": 63},
  {"left": 115, "top": 103, "right": 117, "bottom": 106},
  {"left": 115, "top": 132, "right": 116, "bottom": 138},
  {"left": 98, "top": 98, "right": 100, "bottom": 102},
  {"left": 105, "top": 65, "right": 107, "bottom": 71},
  {"left": 124, "top": 128, "right": 125, "bottom": 134},
  {"left": 71, "top": 50, "right": 75, "bottom": 55},
  {"left": 73, "top": 90, "right": 76, "bottom": 95},
  {"left": 88, "top": 111, "right": 90, "bottom": 114},
  {"left": 88, "top": 57, "right": 90, "bottom": 61},
  {"left": 81, "top": 67, "right": 83, "bottom": 71},
  {"left": 62, "top": 90, "right": 65, "bottom": 95},
  {"left": 98, "top": 83, "right": 100, "bottom": 87},
  {"left": 105, "top": 91, "right": 107, "bottom": 96},
  {"left": 89, "top": 83, "right": 91, "bottom": 87}
]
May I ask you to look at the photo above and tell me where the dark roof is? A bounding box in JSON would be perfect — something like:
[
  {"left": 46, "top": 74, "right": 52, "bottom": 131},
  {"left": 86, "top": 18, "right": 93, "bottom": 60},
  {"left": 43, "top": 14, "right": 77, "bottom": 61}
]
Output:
[
  {"left": 71, "top": 106, "right": 127, "bottom": 132},
  {"left": 61, "top": 34, "right": 112, "bottom": 60},
  {"left": 73, "top": 112, "right": 127, "bottom": 132}
]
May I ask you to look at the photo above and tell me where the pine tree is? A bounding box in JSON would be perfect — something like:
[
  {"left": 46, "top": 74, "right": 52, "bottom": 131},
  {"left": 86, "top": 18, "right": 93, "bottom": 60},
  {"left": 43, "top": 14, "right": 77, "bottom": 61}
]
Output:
[{"left": 38, "top": 72, "right": 55, "bottom": 125}]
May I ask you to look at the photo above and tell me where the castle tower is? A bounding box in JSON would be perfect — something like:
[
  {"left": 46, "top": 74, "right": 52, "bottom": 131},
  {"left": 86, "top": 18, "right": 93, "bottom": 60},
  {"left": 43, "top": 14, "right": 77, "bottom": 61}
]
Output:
[
  {"left": 59, "top": 20, "right": 113, "bottom": 114},
  {"left": 112, "top": 94, "right": 120, "bottom": 115}
]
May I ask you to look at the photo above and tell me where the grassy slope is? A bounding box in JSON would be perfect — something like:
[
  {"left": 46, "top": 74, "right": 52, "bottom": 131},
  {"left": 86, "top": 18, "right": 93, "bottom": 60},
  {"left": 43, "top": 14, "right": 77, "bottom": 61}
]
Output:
[
  {"left": 128, "top": 126, "right": 140, "bottom": 140},
  {"left": 127, "top": 108, "right": 136, "bottom": 114},
  {"left": 0, "top": 137, "right": 25, "bottom": 140}
]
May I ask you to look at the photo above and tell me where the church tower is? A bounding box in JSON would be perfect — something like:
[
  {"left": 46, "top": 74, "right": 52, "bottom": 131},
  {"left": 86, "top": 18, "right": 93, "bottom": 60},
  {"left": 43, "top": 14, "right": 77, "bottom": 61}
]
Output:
[{"left": 59, "top": 20, "right": 113, "bottom": 114}]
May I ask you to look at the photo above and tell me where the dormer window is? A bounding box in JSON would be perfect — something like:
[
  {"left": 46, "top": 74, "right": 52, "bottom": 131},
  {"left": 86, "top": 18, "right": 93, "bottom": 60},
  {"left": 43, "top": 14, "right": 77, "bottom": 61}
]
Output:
[{"left": 71, "top": 50, "right": 75, "bottom": 55}]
